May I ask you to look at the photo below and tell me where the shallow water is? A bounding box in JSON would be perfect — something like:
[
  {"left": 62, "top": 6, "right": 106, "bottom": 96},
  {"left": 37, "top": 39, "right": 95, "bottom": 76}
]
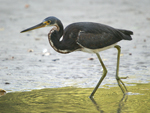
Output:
[
  {"left": 0, "top": 83, "right": 150, "bottom": 113},
  {"left": 0, "top": 0, "right": 150, "bottom": 112},
  {"left": 0, "top": 0, "right": 150, "bottom": 93}
]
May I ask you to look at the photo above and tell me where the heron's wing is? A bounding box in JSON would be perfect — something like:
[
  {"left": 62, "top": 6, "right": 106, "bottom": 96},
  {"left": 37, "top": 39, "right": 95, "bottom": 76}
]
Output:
[{"left": 76, "top": 31, "right": 121, "bottom": 49}]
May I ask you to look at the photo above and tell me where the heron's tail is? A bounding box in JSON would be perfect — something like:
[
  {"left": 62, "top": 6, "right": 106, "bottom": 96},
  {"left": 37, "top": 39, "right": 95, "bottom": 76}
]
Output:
[{"left": 118, "top": 29, "right": 133, "bottom": 40}]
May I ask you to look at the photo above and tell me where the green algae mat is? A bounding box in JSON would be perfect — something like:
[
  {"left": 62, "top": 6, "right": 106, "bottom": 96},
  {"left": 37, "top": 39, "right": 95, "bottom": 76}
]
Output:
[{"left": 0, "top": 83, "right": 150, "bottom": 113}]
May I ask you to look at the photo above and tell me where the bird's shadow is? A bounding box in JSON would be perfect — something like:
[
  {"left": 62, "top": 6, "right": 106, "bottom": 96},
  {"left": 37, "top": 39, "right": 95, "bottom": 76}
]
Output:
[{"left": 90, "top": 94, "right": 128, "bottom": 113}]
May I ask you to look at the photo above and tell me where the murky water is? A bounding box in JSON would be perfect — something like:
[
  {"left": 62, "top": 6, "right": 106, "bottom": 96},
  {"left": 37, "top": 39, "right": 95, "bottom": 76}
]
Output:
[
  {"left": 0, "top": 0, "right": 150, "bottom": 93},
  {"left": 0, "top": 83, "right": 150, "bottom": 113}
]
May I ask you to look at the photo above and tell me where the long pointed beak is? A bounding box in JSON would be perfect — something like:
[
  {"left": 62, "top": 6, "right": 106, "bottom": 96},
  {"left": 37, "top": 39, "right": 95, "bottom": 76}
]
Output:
[{"left": 20, "top": 22, "right": 46, "bottom": 33}]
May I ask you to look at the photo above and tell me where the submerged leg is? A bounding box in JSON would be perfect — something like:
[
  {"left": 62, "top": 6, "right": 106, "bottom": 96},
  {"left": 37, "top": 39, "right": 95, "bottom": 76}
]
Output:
[
  {"left": 89, "top": 53, "right": 107, "bottom": 98},
  {"left": 115, "top": 45, "right": 128, "bottom": 94}
]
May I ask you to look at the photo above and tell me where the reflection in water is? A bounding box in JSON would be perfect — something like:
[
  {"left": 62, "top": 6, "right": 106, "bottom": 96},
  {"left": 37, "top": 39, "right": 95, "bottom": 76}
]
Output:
[
  {"left": 117, "top": 94, "right": 128, "bottom": 113},
  {"left": 0, "top": 83, "right": 150, "bottom": 112},
  {"left": 90, "top": 97, "right": 104, "bottom": 113},
  {"left": 90, "top": 94, "right": 128, "bottom": 113}
]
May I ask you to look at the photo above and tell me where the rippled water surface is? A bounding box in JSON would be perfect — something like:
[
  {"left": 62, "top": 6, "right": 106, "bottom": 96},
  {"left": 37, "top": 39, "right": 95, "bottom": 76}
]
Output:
[{"left": 0, "top": 83, "right": 150, "bottom": 113}]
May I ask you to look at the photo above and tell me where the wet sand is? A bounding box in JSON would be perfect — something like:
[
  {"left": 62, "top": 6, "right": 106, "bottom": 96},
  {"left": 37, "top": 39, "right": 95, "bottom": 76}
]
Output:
[{"left": 0, "top": 0, "right": 150, "bottom": 92}]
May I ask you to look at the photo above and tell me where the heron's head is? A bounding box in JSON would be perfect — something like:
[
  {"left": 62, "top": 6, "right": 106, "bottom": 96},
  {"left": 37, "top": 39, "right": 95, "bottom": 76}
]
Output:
[{"left": 21, "top": 16, "right": 59, "bottom": 33}]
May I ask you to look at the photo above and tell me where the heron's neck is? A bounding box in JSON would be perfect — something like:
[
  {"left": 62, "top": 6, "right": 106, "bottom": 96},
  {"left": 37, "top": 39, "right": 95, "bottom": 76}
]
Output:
[{"left": 48, "top": 20, "right": 70, "bottom": 54}]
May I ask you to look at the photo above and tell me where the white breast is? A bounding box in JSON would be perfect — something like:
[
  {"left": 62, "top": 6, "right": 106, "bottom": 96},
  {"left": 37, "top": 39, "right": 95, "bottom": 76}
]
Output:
[{"left": 77, "top": 43, "right": 117, "bottom": 53}]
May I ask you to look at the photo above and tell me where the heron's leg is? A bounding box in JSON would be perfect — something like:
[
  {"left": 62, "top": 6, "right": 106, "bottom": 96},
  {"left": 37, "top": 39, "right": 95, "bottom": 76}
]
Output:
[
  {"left": 89, "top": 53, "right": 107, "bottom": 98},
  {"left": 115, "top": 45, "right": 128, "bottom": 94}
]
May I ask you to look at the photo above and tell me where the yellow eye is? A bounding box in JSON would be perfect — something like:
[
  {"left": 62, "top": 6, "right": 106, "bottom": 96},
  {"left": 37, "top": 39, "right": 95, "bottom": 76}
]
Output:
[
  {"left": 48, "top": 20, "right": 51, "bottom": 23},
  {"left": 43, "top": 21, "right": 51, "bottom": 25},
  {"left": 43, "top": 20, "right": 51, "bottom": 25}
]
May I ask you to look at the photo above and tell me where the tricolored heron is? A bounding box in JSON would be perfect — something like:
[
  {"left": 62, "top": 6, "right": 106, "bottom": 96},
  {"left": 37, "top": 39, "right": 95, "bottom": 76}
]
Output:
[{"left": 21, "top": 16, "right": 133, "bottom": 98}]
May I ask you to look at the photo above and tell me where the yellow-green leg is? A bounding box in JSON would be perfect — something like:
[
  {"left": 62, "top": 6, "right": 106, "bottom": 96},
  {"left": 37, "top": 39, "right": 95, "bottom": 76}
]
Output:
[
  {"left": 89, "top": 53, "right": 107, "bottom": 98},
  {"left": 115, "top": 45, "right": 128, "bottom": 94}
]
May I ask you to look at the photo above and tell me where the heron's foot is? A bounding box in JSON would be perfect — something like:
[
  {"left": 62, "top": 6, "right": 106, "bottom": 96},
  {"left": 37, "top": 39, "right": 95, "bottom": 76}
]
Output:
[
  {"left": 120, "top": 76, "right": 129, "bottom": 79},
  {"left": 116, "top": 76, "right": 128, "bottom": 81},
  {"left": 116, "top": 77, "right": 128, "bottom": 94}
]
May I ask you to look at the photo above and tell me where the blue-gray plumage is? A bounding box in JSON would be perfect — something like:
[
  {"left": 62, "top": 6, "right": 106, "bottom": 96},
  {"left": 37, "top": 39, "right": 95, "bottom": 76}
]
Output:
[{"left": 21, "top": 16, "right": 133, "bottom": 98}]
